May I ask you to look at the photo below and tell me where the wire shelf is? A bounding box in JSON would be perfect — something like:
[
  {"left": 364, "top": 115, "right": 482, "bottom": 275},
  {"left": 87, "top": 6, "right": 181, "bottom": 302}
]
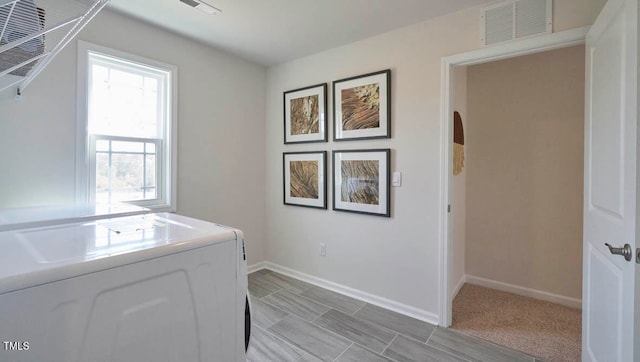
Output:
[{"left": 0, "top": 0, "right": 109, "bottom": 95}]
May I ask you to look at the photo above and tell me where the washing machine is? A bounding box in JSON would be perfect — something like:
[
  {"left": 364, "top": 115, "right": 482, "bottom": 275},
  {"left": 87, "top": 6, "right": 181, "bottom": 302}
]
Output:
[{"left": 0, "top": 211, "right": 250, "bottom": 361}]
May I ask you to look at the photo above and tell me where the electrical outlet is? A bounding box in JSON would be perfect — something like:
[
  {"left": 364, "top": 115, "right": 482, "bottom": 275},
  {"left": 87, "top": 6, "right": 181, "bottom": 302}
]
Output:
[{"left": 320, "top": 243, "right": 326, "bottom": 256}]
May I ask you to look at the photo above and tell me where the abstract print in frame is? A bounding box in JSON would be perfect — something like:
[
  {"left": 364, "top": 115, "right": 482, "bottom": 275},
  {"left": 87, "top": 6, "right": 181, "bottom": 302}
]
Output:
[
  {"left": 283, "top": 151, "right": 327, "bottom": 209},
  {"left": 333, "top": 69, "right": 391, "bottom": 141},
  {"left": 284, "top": 83, "right": 328, "bottom": 144},
  {"left": 333, "top": 149, "right": 390, "bottom": 217}
]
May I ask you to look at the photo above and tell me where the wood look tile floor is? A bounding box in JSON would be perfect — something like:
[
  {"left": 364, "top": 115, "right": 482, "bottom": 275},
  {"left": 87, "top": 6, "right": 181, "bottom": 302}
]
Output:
[{"left": 247, "top": 270, "right": 543, "bottom": 362}]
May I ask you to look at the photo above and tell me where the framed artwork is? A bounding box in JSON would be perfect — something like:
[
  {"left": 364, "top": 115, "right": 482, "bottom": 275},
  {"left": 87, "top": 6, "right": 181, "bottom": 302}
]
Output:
[
  {"left": 284, "top": 83, "right": 328, "bottom": 144},
  {"left": 283, "top": 151, "right": 327, "bottom": 209},
  {"left": 333, "top": 69, "right": 391, "bottom": 141},
  {"left": 333, "top": 149, "right": 390, "bottom": 217}
]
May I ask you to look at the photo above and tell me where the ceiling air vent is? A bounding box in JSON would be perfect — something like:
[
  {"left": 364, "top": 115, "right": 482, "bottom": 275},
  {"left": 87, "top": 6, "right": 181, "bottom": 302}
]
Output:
[
  {"left": 179, "top": 0, "right": 221, "bottom": 15},
  {"left": 481, "top": 0, "right": 552, "bottom": 46}
]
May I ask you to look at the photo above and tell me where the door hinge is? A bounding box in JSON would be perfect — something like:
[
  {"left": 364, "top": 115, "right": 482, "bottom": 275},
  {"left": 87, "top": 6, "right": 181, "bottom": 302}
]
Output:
[
  {"left": 448, "top": 204, "right": 451, "bottom": 213},
  {"left": 636, "top": 248, "right": 640, "bottom": 264}
]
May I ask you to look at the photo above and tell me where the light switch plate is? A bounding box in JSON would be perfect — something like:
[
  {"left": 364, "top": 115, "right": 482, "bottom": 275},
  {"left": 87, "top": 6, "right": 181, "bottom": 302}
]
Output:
[{"left": 392, "top": 172, "right": 401, "bottom": 187}]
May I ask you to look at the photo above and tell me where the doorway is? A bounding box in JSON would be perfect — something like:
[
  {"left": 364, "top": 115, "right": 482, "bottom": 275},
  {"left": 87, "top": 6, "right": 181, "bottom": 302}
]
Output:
[
  {"left": 449, "top": 45, "right": 585, "bottom": 361},
  {"left": 438, "top": 25, "right": 591, "bottom": 358}
]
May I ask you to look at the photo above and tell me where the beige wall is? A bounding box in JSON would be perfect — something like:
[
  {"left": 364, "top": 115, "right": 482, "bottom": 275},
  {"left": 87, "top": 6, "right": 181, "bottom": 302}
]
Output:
[
  {"left": 554, "top": 0, "right": 608, "bottom": 32},
  {"left": 266, "top": 2, "right": 600, "bottom": 317},
  {"left": 451, "top": 66, "right": 468, "bottom": 299},
  {"left": 465, "top": 45, "right": 585, "bottom": 300}
]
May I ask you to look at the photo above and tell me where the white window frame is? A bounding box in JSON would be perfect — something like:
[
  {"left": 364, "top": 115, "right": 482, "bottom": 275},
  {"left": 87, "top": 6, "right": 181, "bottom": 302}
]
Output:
[
  {"left": 90, "top": 135, "right": 163, "bottom": 205},
  {"left": 76, "top": 40, "right": 177, "bottom": 212}
]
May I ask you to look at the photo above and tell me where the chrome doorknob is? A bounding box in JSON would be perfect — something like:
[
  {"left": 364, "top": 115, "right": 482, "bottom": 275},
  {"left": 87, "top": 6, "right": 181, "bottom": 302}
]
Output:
[{"left": 605, "top": 243, "right": 633, "bottom": 262}]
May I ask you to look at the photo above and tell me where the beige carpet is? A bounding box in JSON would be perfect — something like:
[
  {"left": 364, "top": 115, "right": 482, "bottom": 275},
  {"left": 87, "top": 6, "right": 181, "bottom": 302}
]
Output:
[{"left": 452, "top": 284, "right": 581, "bottom": 362}]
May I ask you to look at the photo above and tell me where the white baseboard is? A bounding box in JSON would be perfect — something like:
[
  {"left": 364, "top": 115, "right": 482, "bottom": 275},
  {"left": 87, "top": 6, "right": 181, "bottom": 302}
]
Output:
[
  {"left": 465, "top": 274, "right": 582, "bottom": 309},
  {"left": 450, "top": 275, "right": 466, "bottom": 301},
  {"left": 247, "top": 261, "right": 268, "bottom": 274},
  {"left": 262, "top": 262, "right": 440, "bottom": 325}
]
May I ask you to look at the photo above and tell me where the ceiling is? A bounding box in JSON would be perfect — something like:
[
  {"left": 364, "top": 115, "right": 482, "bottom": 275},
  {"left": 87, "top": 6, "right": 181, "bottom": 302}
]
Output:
[{"left": 107, "top": 0, "right": 495, "bottom": 66}]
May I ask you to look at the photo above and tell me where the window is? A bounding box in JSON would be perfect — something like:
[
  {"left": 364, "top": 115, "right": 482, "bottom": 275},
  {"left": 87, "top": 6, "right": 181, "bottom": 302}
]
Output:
[{"left": 77, "top": 41, "right": 176, "bottom": 211}]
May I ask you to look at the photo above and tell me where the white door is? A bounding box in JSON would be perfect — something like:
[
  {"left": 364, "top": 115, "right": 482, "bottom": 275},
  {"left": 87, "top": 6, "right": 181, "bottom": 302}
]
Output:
[{"left": 583, "top": 0, "right": 638, "bottom": 360}]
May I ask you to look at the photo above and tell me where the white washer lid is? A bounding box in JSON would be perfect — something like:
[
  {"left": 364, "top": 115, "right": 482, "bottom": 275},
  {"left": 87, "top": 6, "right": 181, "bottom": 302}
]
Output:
[
  {"left": 0, "top": 203, "right": 150, "bottom": 232},
  {"left": 0, "top": 213, "right": 239, "bottom": 294}
]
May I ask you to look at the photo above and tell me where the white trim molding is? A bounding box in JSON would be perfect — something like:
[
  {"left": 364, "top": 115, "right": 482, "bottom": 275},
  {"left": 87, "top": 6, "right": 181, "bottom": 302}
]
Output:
[
  {"left": 450, "top": 275, "right": 467, "bottom": 302},
  {"left": 247, "top": 261, "right": 269, "bottom": 274},
  {"left": 438, "top": 26, "right": 589, "bottom": 327},
  {"left": 465, "top": 275, "right": 582, "bottom": 310},
  {"left": 254, "top": 262, "right": 439, "bottom": 325}
]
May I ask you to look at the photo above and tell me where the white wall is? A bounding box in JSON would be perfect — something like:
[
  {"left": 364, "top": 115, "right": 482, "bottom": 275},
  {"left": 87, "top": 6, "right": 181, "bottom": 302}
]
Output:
[
  {"left": 0, "top": 9, "right": 267, "bottom": 265},
  {"left": 450, "top": 66, "right": 467, "bottom": 300},
  {"left": 265, "top": 1, "right": 603, "bottom": 318},
  {"left": 465, "top": 45, "right": 585, "bottom": 300},
  {"left": 0, "top": 0, "right": 605, "bottom": 320}
]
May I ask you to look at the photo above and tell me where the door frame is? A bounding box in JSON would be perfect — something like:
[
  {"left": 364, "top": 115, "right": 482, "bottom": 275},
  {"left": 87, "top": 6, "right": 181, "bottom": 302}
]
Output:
[{"left": 438, "top": 26, "right": 590, "bottom": 326}]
